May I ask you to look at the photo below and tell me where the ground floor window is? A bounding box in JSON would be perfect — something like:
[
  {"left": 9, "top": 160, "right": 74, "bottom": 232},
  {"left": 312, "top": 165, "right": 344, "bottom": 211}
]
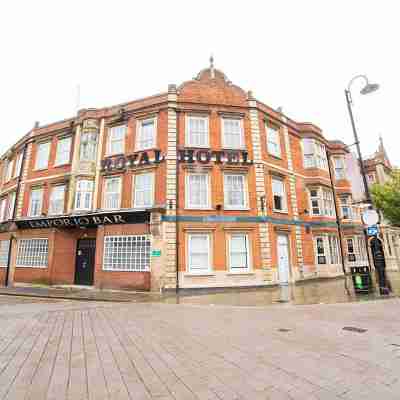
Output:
[
  {"left": 103, "top": 235, "right": 151, "bottom": 271},
  {"left": 228, "top": 233, "right": 251, "bottom": 272},
  {"left": 314, "top": 235, "right": 341, "bottom": 265},
  {"left": 187, "top": 233, "right": 211, "bottom": 273},
  {"left": 347, "top": 235, "right": 367, "bottom": 263},
  {"left": 16, "top": 239, "right": 48, "bottom": 268},
  {"left": 0, "top": 240, "right": 10, "bottom": 267}
]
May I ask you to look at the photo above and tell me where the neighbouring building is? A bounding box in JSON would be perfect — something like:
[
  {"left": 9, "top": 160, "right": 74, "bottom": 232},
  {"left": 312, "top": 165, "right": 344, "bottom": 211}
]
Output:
[
  {"left": 347, "top": 137, "right": 400, "bottom": 270},
  {"left": 0, "top": 62, "right": 370, "bottom": 291}
]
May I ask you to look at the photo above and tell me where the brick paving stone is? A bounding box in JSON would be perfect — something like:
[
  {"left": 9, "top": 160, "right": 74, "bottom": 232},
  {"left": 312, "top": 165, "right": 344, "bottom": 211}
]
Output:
[{"left": 0, "top": 298, "right": 400, "bottom": 399}]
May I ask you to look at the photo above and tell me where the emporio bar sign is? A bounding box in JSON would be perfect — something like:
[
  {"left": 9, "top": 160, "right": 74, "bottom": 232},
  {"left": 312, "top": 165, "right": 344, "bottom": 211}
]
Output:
[
  {"left": 15, "top": 211, "right": 150, "bottom": 229},
  {"left": 101, "top": 149, "right": 253, "bottom": 172}
]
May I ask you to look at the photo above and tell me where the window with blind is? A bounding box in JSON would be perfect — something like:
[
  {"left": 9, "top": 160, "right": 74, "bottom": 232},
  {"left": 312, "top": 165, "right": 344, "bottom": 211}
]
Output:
[
  {"left": 302, "top": 138, "right": 328, "bottom": 170},
  {"left": 74, "top": 180, "right": 93, "bottom": 211},
  {"left": 134, "top": 173, "right": 154, "bottom": 208},
  {"left": 29, "top": 188, "right": 43, "bottom": 217},
  {"left": 0, "top": 240, "right": 9, "bottom": 267},
  {"left": 55, "top": 136, "right": 72, "bottom": 166},
  {"left": 186, "top": 173, "right": 210, "bottom": 209},
  {"left": 16, "top": 239, "right": 48, "bottom": 268},
  {"left": 107, "top": 125, "right": 126, "bottom": 155},
  {"left": 103, "top": 177, "right": 121, "bottom": 210},
  {"left": 188, "top": 233, "right": 211, "bottom": 273},
  {"left": 266, "top": 125, "right": 281, "bottom": 157},
  {"left": 48, "top": 185, "right": 66, "bottom": 215},
  {"left": 103, "top": 236, "right": 151, "bottom": 271},
  {"left": 224, "top": 174, "right": 247, "bottom": 209},
  {"left": 35, "top": 142, "right": 51, "bottom": 170},
  {"left": 137, "top": 118, "right": 156, "bottom": 150},
  {"left": 186, "top": 116, "right": 209, "bottom": 147},
  {"left": 222, "top": 118, "right": 244, "bottom": 149},
  {"left": 272, "top": 177, "right": 287, "bottom": 212},
  {"left": 229, "top": 234, "right": 250, "bottom": 272}
]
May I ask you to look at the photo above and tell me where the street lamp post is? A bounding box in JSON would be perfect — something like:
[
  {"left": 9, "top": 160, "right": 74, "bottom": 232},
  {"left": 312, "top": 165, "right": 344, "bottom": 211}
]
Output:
[
  {"left": 345, "top": 75, "right": 390, "bottom": 294},
  {"left": 345, "top": 75, "right": 379, "bottom": 206}
]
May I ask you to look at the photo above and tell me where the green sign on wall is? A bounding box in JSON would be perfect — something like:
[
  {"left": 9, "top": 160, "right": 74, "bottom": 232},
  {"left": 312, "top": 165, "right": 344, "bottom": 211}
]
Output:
[{"left": 152, "top": 250, "right": 161, "bottom": 257}]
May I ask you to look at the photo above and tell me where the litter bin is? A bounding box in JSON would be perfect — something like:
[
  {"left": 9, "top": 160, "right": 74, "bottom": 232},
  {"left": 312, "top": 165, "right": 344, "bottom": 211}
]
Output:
[{"left": 350, "top": 266, "right": 373, "bottom": 294}]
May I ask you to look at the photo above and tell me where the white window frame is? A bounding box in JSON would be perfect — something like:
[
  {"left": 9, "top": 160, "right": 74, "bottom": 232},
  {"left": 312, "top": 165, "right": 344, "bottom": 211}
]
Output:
[
  {"left": 29, "top": 187, "right": 43, "bottom": 217},
  {"left": 35, "top": 142, "right": 51, "bottom": 170},
  {"left": 185, "top": 173, "right": 211, "bottom": 209},
  {"left": 266, "top": 124, "right": 281, "bottom": 158},
  {"left": 315, "top": 235, "right": 341, "bottom": 265},
  {"left": 0, "top": 240, "right": 10, "bottom": 267},
  {"left": 74, "top": 180, "right": 94, "bottom": 211},
  {"left": 223, "top": 173, "right": 248, "bottom": 210},
  {"left": 187, "top": 232, "right": 212, "bottom": 274},
  {"left": 6, "top": 192, "right": 16, "bottom": 220},
  {"left": 0, "top": 198, "right": 7, "bottom": 222},
  {"left": 107, "top": 125, "right": 126, "bottom": 156},
  {"left": 136, "top": 117, "right": 156, "bottom": 151},
  {"left": 272, "top": 177, "right": 287, "bottom": 212},
  {"left": 315, "top": 236, "right": 327, "bottom": 265},
  {"left": 14, "top": 152, "right": 23, "bottom": 178},
  {"left": 185, "top": 115, "right": 209, "bottom": 148},
  {"left": 5, "top": 159, "right": 14, "bottom": 182},
  {"left": 133, "top": 173, "right": 155, "bottom": 208},
  {"left": 334, "top": 156, "right": 346, "bottom": 180},
  {"left": 222, "top": 117, "right": 244, "bottom": 149},
  {"left": 103, "top": 235, "right": 151, "bottom": 272},
  {"left": 48, "top": 185, "right": 66, "bottom": 215},
  {"left": 103, "top": 176, "right": 122, "bottom": 210},
  {"left": 302, "top": 138, "right": 328, "bottom": 170},
  {"left": 309, "top": 187, "right": 335, "bottom": 217},
  {"left": 54, "top": 136, "right": 72, "bottom": 166},
  {"left": 228, "top": 233, "right": 251, "bottom": 272},
  {"left": 340, "top": 196, "right": 352, "bottom": 220},
  {"left": 16, "top": 238, "right": 48, "bottom": 268},
  {"left": 80, "top": 132, "right": 98, "bottom": 161}
]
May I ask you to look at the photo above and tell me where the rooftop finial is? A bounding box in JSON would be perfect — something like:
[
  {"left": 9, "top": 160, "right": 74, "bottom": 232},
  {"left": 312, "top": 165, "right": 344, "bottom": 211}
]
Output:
[{"left": 210, "top": 54, "right": 215, "bottom": 78}]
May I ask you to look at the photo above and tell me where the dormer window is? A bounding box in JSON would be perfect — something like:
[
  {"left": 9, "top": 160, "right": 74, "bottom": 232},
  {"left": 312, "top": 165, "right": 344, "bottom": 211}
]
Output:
[{"left": 302, "top": 138, "right": 328, "bottom": 170}]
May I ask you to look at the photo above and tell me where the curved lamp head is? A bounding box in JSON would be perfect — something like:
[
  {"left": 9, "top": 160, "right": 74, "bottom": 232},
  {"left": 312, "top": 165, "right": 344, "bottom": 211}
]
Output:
[{"left": 360, "top": 82, "right": 379, "bottom": 95}]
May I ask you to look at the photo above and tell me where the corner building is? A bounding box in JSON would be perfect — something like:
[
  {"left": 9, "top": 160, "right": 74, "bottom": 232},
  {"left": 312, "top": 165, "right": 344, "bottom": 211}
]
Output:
[{"left": 0, "top": 65, "right": 367, "bottom": 291}]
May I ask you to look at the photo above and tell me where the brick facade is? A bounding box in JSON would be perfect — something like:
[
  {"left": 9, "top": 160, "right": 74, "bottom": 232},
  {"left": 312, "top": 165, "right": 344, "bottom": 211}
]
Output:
[{"left": 0, "top": 63, "right": 369, "bottom": 291}]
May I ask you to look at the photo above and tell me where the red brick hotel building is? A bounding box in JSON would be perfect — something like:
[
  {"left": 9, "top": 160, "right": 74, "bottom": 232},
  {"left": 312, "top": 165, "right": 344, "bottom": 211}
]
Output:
[{"left": 0, "top": 64, "right": 368, "bottom": 291}]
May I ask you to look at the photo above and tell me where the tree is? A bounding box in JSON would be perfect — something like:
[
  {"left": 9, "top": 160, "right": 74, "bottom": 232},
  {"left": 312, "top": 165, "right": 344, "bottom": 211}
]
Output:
[{"left": 371, "top": 169, "right": 400, "bottom": 226}]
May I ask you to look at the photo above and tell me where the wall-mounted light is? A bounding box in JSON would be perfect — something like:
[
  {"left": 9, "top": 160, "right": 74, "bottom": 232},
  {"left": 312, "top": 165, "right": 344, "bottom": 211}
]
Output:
[{"left": 216, "top": 204, "right": 222, "bottom": 212}]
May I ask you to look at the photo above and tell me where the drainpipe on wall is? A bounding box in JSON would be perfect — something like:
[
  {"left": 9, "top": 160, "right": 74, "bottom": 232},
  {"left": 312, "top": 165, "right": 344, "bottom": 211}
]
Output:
[
  {"left": 175, "top": 111, "right": 180, "bottom": 294},
  {"left": 5, "top": 140, "right": 29, "bottom": 287},
  {"left": 326, "top": 149, "right": 349, "bottom": 292}
]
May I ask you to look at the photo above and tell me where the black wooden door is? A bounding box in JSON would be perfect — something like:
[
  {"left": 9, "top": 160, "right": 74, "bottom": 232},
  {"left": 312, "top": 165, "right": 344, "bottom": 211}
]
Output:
[{"left": 75, "top": 239, "right": 96, "bottom": 285}]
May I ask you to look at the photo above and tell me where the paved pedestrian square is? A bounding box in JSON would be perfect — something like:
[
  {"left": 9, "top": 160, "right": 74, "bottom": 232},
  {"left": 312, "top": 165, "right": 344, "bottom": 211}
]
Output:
[{"left": 0, "top": 296, "right": 399, "bottom": 399}]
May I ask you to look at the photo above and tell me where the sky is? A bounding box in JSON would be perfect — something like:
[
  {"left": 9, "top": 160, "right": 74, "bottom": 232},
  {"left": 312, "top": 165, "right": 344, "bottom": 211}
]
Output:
[{"left": 1, "top": 1, "right": 399, "bottom": 164}]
